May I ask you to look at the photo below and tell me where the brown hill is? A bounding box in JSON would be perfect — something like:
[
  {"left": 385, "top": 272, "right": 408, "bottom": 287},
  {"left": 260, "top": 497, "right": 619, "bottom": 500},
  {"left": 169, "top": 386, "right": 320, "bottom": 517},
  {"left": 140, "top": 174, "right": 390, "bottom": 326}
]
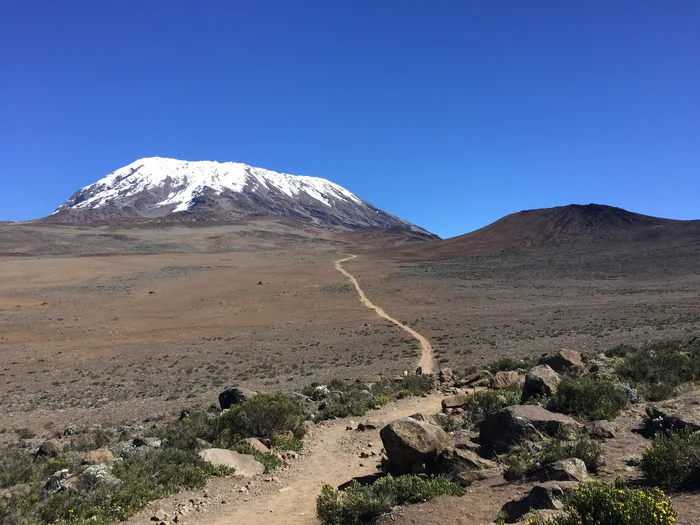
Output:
[{"left": 398, "top": 204, "right": 700, "bottom": 259}]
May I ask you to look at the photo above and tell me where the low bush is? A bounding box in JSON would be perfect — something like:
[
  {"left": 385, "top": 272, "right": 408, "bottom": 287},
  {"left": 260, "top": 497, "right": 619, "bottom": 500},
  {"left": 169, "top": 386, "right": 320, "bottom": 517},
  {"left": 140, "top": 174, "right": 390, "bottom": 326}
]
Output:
[
  {"left": 486, "top": 356, "right": 536, "bottom": 374},
  {"left": 316, "top": 474, "right": 464, "bottom": 525},
  {"left": 164, "top": 393, "right": 307, "bottom": 451},
  {"left": 432, "top": 413, "right": 462, "bottom": 433},
  {"left": 218, "top": 393, "right": 306, "bottom": 440},
  {"left": 614, "top": 337, "right": 700, "bottom": 401},
  {"left": 313, "top": 376, "right": 434, "bottom": 422},
  {"left": 641, "top": 429, "right": 700, "bottom": 491},
  {"left": 461, "top": 384, "right": 522, "bottom": 429},
  {"left": 526, "top": 478, "right": 676, "bottom": 525},
  {"left": 0, "top": 448, "right": 230, "bottom": 525},
  {"left": 505, "top": 434, "right": 603, "bottom": 480},
  {"left": 555, "top": 378, "right": 628, "bottom": 420}
]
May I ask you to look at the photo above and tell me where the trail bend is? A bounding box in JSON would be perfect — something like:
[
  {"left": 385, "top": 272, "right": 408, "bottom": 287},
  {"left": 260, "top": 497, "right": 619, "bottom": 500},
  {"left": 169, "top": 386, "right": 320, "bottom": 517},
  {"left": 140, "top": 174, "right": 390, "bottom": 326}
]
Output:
[{"left": 334, "top": 254, "right": 434, "bottom": 375}]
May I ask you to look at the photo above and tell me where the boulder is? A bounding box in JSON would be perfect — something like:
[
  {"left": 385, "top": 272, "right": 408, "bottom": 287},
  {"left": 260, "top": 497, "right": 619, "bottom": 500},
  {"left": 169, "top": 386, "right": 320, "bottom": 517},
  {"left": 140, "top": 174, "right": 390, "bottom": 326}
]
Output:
[
  {"left": 198, "top": 449, "right": 264, "bottom": 478},
  {"left": 436, "top": 447, "right": 497, "bottom": 485},
  {"left": 450, "top": 430, "right": 481, "bottom": 453},
  {"left": 538, "top": 350, "right": 585, "bottom": 374},
  {"left": 442, "top": 393, "right": 472, "bottom": 410},
  {"left": 83, "top": 448, "right": 115, "bottom": 465},
  {"left": 380, "top": 418, "right": 451, "bottom": 472},
  {"left": 357, "top": 419, "right": 379, "bottom": 431},
  {"left": 480, "top": 405, "right": 580, "bottom": 454},
  {"left": 79, "top": 464, "right": 122, "bottom": 492},
  {"left": 491, "top": 371, "right": 521, "bottom": 390},
  {"left": 218, "top": 387, "right": 258, "bottom": 410},
  {"left": 521, "top": 365, "right": 561, "bottom": 402},
  {"left": 245, "top": 438, "right": 270, "bottom": 454},
  {"left": 500, "top": 482, "right": 576, "bottom": 523},
  {"left": 37, "top": 439, "right": 62, "bottom": 458},
  {"left": 461, "top": 371, "right": 491, "bottom": 387},
  {"left": 585, "top": 420, "right": 616, "bottom": 439},
  {"left": 311, "top": 385, "right": 330, "bottom": 401},
  {"left": 39, "top": 469, "right": 75, "bottom": 501},
  {"left": 538, "top": 458, "right": 588, "bottom": 482},
  {"left": 439, "top": 368, "right": 454, "bottom": 383},
  {"left": 645, "top": 390, "right": 700, "bottom": 433}
]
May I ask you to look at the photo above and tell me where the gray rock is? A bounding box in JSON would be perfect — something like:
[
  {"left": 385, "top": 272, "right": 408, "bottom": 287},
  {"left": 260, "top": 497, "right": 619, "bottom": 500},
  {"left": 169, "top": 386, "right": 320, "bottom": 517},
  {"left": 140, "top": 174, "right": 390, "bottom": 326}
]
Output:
[
  {"left": 539, "top": 458, "right": 588, "bottom": 482},
  {"left": 646, "top": 390, "right": 700, "bottom": 433},
  {"left": 585, "top": 420, "right": 616, "bottom": 439},
  {"left": 522, "top": 365, "right": 562, "bottom": 402},
  {"left": 37, "top": 439, "right": 63, "bottom": 458},
  {"left": 436, "top": 447, "right": 497, "bottom": 485},
  {"left": 380, "top": 418, "right": 451, "bottom": 473},
  {"left": 538, "top": 350, "right": 586, "bottom": 374},
  {"left": 311, "top": 385, "right": 330, "bottom": 401},
  {"left": 218, "top": 387, "right": 258, "bottom": 410},
  {"left": 442, "top": 393, "right": 472, "bottom": 410},
  {"left": 491, "top": 371, "right": 522, "bottom": 390},
  {"left": 80, "top": 464, "right": 122, "bottom": 492},
  {"left": 39, "top": 469, "right": 75, "bottom": 501},
  {"left": 198, "top": 449, "right": 264, "bottom": 478},
  {"left": 480, "top": 405, "right": 580, "bottom": 454},
  {"left": 439, "top": 368, "right": 454, "bottom": 383},
  {"left": 245, "top": 438, "right": 270, "bottom": 454},
  {"left": 500, "top": 482, "right": 577, "bottom": 523}
]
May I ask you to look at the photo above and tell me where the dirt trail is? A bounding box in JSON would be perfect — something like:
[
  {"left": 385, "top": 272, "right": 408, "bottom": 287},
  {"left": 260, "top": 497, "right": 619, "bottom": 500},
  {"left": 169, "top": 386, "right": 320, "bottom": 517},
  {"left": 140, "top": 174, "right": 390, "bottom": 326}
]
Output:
[
  {"left": 205, "top": 394, "right": 444, "bottom": 525},
  {"left": 335, "top": 254, "right": 435, "bottom": 374}
]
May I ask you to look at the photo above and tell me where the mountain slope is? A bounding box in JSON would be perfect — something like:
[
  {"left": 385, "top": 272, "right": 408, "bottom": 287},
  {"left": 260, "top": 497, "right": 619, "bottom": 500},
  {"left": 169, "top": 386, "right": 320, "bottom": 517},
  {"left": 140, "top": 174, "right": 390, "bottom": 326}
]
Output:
[
  {"left": 49, "top": 157, "right": 434, "bottom": 234},
  {"left": 402, "top": 204, "right": 700, "bottom": 258}
]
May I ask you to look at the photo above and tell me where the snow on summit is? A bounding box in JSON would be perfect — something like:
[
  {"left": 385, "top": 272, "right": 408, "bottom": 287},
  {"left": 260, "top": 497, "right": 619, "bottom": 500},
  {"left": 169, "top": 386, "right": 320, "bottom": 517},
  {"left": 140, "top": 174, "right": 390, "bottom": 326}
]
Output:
[
  {"left": 71, "top": 157, "right": 362, "bottom": 213},
  {"left": 54, "top": 157, "right": 432, "bottom": 233}
]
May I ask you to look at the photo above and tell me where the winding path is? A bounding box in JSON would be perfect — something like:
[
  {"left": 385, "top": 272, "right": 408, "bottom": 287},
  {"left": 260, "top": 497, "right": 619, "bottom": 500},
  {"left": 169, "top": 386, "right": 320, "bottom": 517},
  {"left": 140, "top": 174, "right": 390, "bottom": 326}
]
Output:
[{"left": 334, "top": 254, "right": 434, "bottom": 374}]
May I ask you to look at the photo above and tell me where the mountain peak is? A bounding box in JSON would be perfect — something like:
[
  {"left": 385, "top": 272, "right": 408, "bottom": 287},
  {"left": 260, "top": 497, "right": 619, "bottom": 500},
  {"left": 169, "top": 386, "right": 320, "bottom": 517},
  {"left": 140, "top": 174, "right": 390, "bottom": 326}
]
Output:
[{"left": 51, "top": 158, "right": 433, "bottom": 235}]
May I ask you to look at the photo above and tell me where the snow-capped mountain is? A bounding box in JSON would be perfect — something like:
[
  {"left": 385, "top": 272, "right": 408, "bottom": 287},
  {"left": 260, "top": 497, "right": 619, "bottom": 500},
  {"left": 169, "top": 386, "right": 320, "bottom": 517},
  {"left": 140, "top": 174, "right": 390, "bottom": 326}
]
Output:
[{"left": 52, "top": 157, "right": 434, "bottom": 234}]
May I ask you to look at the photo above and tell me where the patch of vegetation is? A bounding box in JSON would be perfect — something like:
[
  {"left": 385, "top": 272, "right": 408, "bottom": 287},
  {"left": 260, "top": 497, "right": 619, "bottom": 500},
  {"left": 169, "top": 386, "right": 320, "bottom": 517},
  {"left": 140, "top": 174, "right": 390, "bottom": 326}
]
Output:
[
  {"left": 310, "top": 376, "right": 434, "bottom": 421},
  {"left": 612, "top": 337, "right": 700, "bottom": 401},
  {"left": 486, "top": 356, "right": 536, "bottom": 374},
  {"left": 432, "top": 413, "right": 462, "bottom": 433},
  {"left": 461, "top": 384, "right": 522, "bottom": 429},
  {"left": 505, "top": 434, "right": 603, "bottom": 480},
  {"left": 555, "top": 378, "right": 628, "bottom": 420},
  {"left": 254, "top": 452, "right": 282, "bottom": 473},
  {"left": 526, "top": 478, "right": 676, "bottom": 525},
  {"left": 163, "top": 393, "right": 306, "bottom": 451},
  {"left": 0, "top": 446, "right": 76, "bottom": 489},
  {"left": 0, "top": 448, "right": 230, "bottom": 525},
  {"left": 641, "top": 429, "right": 700, "bottom": 491},
  {"left": 316, "top": 474, "right": 464, "bottom": 525}
]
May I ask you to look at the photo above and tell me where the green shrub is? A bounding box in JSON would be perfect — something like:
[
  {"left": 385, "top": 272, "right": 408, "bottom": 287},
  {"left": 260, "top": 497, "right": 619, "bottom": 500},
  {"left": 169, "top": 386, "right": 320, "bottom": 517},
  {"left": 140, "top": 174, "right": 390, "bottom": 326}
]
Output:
[
  {"left": 641, "top": 429, "right": 700, "bottom": 490},
  {"left": 0, "top": 446, "right": 77, "bottom": 489},
  {"left": 555, "top": 378, "right": 628, "bottom": 420},
  {"left": 271, "top": 435, "right": 304, "bottom": 451},
  {"left": 539, "top": 435, "right": 603, "bottom": 472},
  {"left": 526, "top": 478, "right": 676, "bottom": 525},
  {"left": 312, "top": 377, "right": 433, "bottom": 422},
  {"left": 254, "top": 452, "right": 281, "bottom": 473},
  {"left": 461, "top": 384, "right": 522, "bottom": 429},
  {"left": 217, "top": 393, "right": 306, "bottom": 440},
  {"left": 317, "top": 474, "right": 464, "bottom": 525},
  {"left": 0, "top": 448, "right": 230, "bottom": 525},
  {"left": 614, "top": 338, "right": 700, "bottom": 401},
  {"left": 432, "top": 414, "right": 462, "bottom": 433},
  {"left": 487, "top": 356, "right": 536, "bottom": 374},
  {"left": 505, "top": 434, "right": 603, "bottom": 479}
]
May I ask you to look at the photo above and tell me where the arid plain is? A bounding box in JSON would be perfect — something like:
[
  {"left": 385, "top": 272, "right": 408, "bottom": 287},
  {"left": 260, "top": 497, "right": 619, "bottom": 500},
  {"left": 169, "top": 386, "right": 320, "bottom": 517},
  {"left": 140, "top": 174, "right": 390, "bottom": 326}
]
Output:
[{"left": 2, "top": 220, "right": 699, "bottom": 439}]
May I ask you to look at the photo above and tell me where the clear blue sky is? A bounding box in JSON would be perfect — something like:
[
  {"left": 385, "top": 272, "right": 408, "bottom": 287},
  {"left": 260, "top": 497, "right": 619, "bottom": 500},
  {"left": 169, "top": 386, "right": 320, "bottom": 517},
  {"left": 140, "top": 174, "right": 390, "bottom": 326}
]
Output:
[{"left": 1, "top": 1, "right": 698, "bottom": 238}]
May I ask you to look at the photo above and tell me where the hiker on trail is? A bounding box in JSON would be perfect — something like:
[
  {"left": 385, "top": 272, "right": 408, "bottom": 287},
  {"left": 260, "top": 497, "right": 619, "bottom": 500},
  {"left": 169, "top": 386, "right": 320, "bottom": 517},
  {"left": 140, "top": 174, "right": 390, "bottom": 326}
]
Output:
[{"left": 416, "top": 366, "right": 422, "bottom": 377}]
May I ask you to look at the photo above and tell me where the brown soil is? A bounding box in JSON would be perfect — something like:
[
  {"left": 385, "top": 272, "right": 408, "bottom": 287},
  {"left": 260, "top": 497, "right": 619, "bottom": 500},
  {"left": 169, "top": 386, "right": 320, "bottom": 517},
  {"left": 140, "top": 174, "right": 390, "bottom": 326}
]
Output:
[{"left": 2, "top": 219, "right": 700, "bottom": 524}]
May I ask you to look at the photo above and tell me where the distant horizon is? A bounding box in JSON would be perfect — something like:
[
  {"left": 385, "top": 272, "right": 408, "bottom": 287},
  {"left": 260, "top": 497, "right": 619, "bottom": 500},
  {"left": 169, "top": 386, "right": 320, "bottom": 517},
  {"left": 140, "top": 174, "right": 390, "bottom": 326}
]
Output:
[{"left": 2, "top": 2, "right": 699, "bottom": 238}]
